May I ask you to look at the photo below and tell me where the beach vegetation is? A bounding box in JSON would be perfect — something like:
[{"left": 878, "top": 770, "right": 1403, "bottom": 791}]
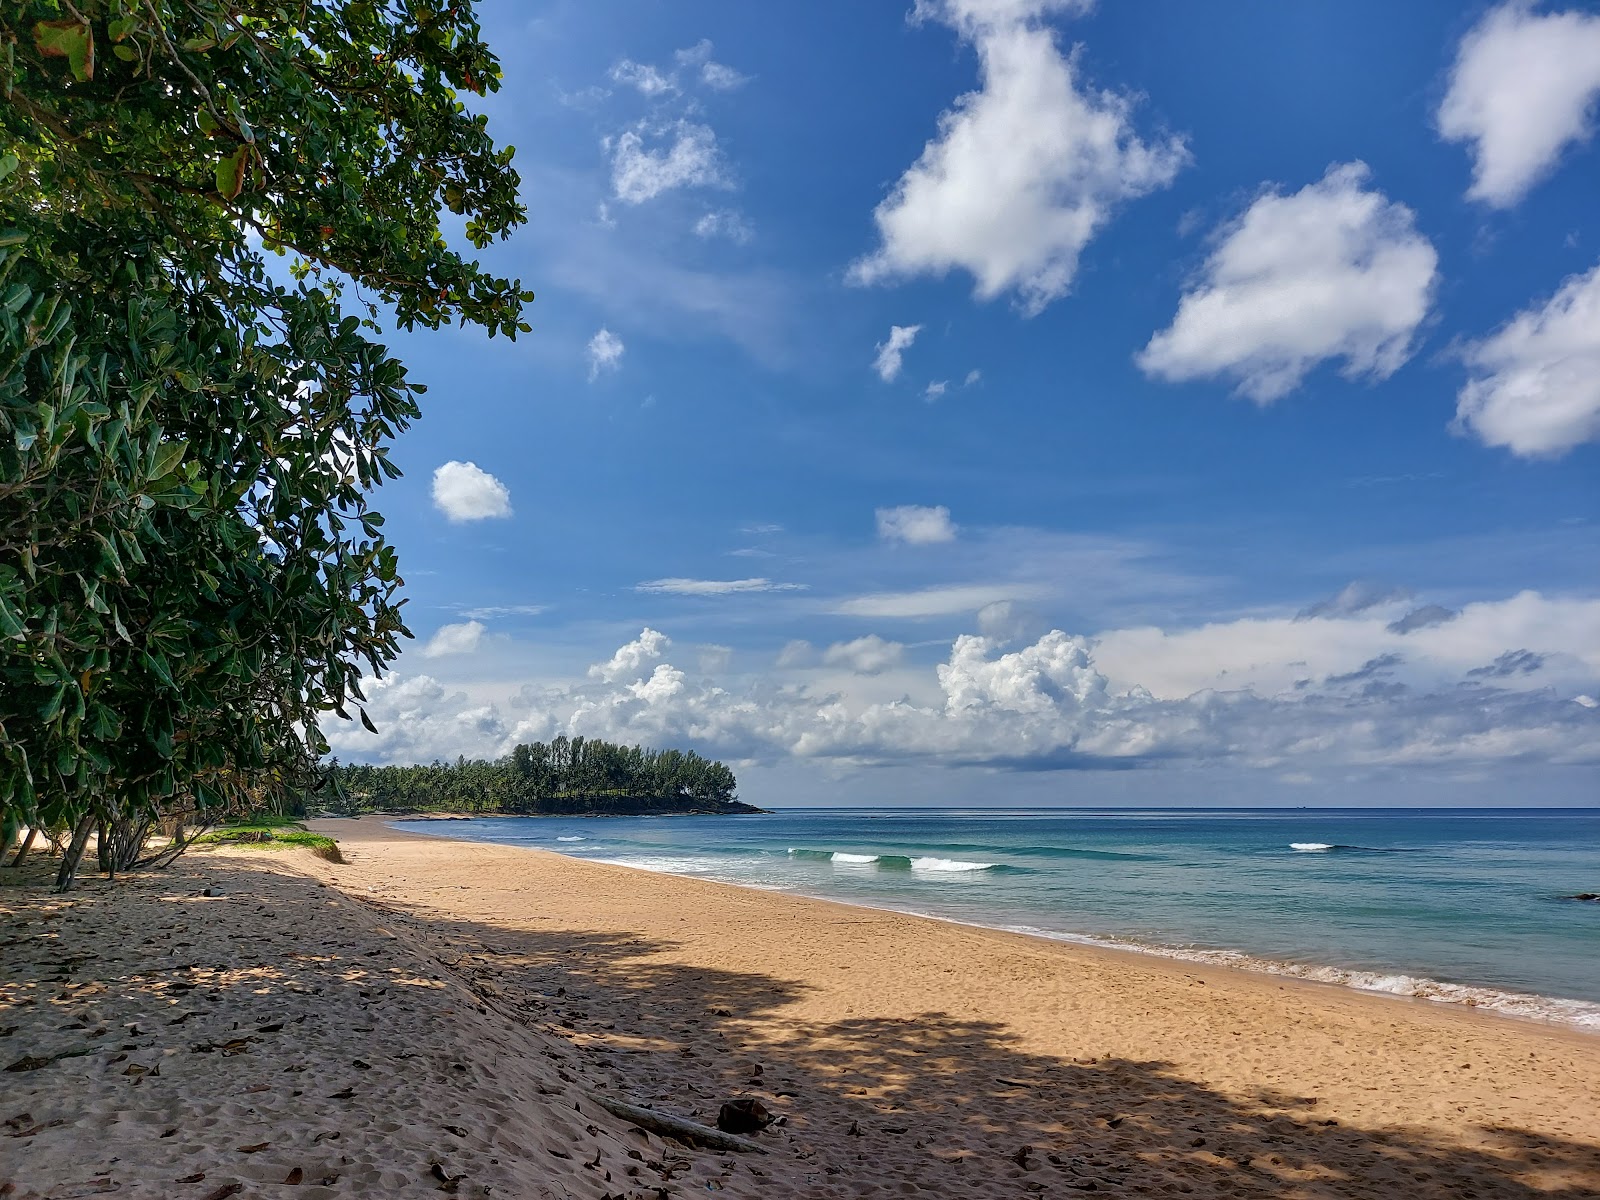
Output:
[
  {"left": 0, "top": 0, "right": 530, "bottom": 888},
  {"left": 318, "top": 736, "right": 754, "bottom": 815},
  {"left": 194, "top": 818, "right": 342, "bottom": 862}
]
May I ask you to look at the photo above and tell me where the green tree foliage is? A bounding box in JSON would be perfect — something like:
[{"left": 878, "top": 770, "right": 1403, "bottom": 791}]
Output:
[
  {"left": 0, "top": 1, "right": 532, "bottom": 886},
  {"left": 323, "top": 738, "right": 751, "bottom": 816}
]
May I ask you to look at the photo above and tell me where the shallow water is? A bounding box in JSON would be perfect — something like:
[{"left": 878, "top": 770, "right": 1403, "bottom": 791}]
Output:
[{"left": 390, "top": 807, "right": 1600, "bottom": 1029}]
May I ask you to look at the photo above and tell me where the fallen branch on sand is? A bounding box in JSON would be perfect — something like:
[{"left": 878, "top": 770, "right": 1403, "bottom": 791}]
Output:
[{"left": 587, "top": 1096, "right": 768, "bottom": 1154}]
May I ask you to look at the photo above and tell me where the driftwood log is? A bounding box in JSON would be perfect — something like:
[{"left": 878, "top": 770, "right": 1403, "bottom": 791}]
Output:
[{"left": 588, "top": 1096, "right": 769, "bottom": 1154}]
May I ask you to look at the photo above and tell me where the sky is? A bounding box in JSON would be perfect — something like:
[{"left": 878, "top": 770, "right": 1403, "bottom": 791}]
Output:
[{"left": 323, "top": 0, "right": 1600, "bottom": 807}]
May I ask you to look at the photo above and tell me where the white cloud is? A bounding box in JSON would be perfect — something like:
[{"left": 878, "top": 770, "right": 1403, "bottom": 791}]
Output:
[
  {"left": 823, "top": 635, "right": 906, "bottom": 674},
  {"left": 457, "top": 604, "right": 546, "bottom": 620},
  {"left": 1453, "top": 259, "right": 1600, "bottom": 457},
  {"left": 636, "top": 577, "right": 807, "bottom": 596},
  {"left": 698, "top": 644, "right": 734, "bottom": 674},
  {"left": 701, "top": 61, "right": 751, "bottom": 91},
  {"left": 834, "top": 582, "right": 1047, "bottom": 618},
  {"left": 877, "top": 504, "right": 957, "bottom": 545},
  {"left": 675, "top": 39, "right": 751, "bottom": 91},
  {"left": 431, "top": 461, "right": 512, "bottom": 522},
  {"left": 849, "top": 0, "right": 1187, "bottom": 315},
  {"left": 422, "top": 621, "right": 486, "bottom": 658},
  {"left": 334, "top": 591, "right": 1600, "bottom": 772},
  {"left": 608, "top": 120, "right": 728, "bottom": 204},
  {"left": 609, "top": 59, "right": 678, "bottom": 97},
  {"left": 924, "top": 380, "right": 948, "bottom": 400},
  {"left": 873, "top": 324, "right": 922, "bottom": 382},
  {"left": 1438, "top": 2, "right": 1600, "bottom": 208},
  {"left": 1137, "top": 162, "right": 1437, "bottom": 403},
  {"left": 964, "top": 368, "right": 982, "bottom": 386},
  {"left": 776, "top": 639, "right": 815, "bottom": 668},
  {"left": 694, "top": 209, "right": 754, "bottom": 243},
  {"left": 589, "top": 627, "right": 670, "bottom": 682},
  {"left": 586, "top": 327, "right": 625, "bottom": 380}
]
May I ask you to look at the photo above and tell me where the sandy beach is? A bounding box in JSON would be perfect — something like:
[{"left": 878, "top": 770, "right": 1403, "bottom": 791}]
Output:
[{"left": 3, "top": 819, "right": 1598, "bottom": 1199}]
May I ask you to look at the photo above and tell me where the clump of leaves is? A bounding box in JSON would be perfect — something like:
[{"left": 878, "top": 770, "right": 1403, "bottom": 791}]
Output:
[{"left": 0, "top": 1, "right": 532, "bottom": 888}]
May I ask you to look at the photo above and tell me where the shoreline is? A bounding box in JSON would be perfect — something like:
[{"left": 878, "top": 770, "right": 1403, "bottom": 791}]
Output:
[
  {"left": 6, "top": 821, "right": 1598, "bottom": 1198},
  {"left": 387, "top": 815, "right": 1600, "bottom": 1037}
]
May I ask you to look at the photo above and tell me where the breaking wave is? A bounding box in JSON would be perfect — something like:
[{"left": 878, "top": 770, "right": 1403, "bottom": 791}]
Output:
[
  {"left": 787, "top": 848, "right": 1000, "bottom": 873},
  {"left": 1290, "top": 842, "right": 1409, "bottom": 853},
  {"left": 556, "top": 835, "right": 587, "bottom": 842}
]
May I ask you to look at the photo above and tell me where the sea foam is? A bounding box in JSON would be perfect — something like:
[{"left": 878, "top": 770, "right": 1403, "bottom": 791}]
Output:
[{"left": 787, "top": 848, "right": 997, "bottom": 873}]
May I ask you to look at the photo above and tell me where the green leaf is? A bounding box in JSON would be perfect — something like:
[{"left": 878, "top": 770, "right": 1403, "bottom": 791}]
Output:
[
  {"left": 39, "top": 683, "right": 67, "bottom": 723},
  {"left": 107, "top": 18, "right": 137, "bottom": 42},
  {"left": 150, "top": 439, "right": 188, "bottom": 481},
  {"left": 214, "top": 145, "right": 248, "bottom": 200},
  {"left": 33, "top": 20, "right": 94, "bottom": 82},
  {"left": 0, "top": 153, "right": 18, "bottom": 183}
]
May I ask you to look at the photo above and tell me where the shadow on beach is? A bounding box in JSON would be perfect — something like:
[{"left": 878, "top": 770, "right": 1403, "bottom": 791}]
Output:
[
  {"left": 3, "top": 852, "right": 1598, "bottom": 1199},
  {"left": 363, "top": 888, "right": 1600, "bottom": 1199}
]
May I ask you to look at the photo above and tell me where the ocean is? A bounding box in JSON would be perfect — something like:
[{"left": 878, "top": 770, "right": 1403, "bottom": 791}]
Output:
[{"left": 389, "top": 807, "right": 1600, "bottom": 1030}]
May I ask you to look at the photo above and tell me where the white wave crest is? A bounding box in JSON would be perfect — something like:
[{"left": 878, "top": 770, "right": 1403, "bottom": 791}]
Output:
[
  {"left": 1290, "top": 842, "right": 1335, "bottom": 852},
  {"left": 557, "top": 835, "right": 587, "bottom": 842},
  {"left": 833, "top": 852, "right": 880, "bottom": 864},
  {"left": 910, "top": 856, "right": 996, "bottom": 872}
]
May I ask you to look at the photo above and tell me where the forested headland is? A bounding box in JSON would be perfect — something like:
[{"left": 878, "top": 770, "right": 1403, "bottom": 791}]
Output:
[{"left": 320, "top": 736, "right": 760, "bottom": 816}]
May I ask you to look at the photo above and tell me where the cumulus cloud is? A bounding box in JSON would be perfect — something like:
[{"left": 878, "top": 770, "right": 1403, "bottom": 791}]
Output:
[
  {"left": 873, "top": 324, "right": 922, "bottom": 382},
  {"left": 964, "top": 368, "right": 982, "bottom": 386},
  {"left": 422, "top": 620, "right": 486, "bottom": 658},
  {"left": 924, "top": 380, "right": 949, "bottom": 400},
  {"left": 694, "top": 209, "right": 754, "bottom": 243},
  {"left": 608, "top": 120, "right": 728, "bottom": 204},
  {"left": 636, "top": 577, "right": 806, "bottom": 596},
  {"left": 334, "top": 590, "right": 1600, "bottom": 772},
  {"left": 609, "top": 59, "right": 678, "bottom": 97},
  {"left": 876, "top": 504, "right": 957, "bottom": 545},
  {"left": 1138, "top": 163, "right": 1438, "bottom": 403},
  {"left": 589, "top": 627, "right": 671, "bottom": 682},
  {"left": 586, "top": 327, "right": 625, "bottom": 380},
  {"left": 1438, "top": 2, "right": 1600, "bottom": 208},
  {"left": 849, "top": 0, "right": 1187, "bottom": 314},
  {"left": 823, "top": 635, "right": 906, "bottom": 674},
  {"left": 431, "top": 461, "right": 512, "bottom": 522},
  {"left": 1453, "top": 260, "right": 1600, "bottom": 457}
]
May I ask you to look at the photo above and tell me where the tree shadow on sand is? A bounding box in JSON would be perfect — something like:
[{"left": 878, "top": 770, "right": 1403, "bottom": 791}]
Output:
[
  {"left": 3, "top": 853, "right": 1596, "bottom": 1200},
  {"left": 362, "top": 891, "right": 1600, "bottom": 1200}
]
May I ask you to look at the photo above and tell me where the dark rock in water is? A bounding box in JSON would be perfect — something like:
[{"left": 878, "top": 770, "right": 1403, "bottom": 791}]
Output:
[
  {"left": 1566, "top": 893, "right": 1599, "bottom": 902},
  {"left": 716, "top": 1098, "right": 773, "bottom": 1135}
]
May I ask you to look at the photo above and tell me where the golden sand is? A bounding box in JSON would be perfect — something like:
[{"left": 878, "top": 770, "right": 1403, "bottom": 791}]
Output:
[{"left": 3, "top": 818, "right": 1597, "bottom": 1198}]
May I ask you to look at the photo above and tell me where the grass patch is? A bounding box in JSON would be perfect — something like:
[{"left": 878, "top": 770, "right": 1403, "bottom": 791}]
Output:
[{"left": 196, "top": 820, "right": 343, "bottom": 863}]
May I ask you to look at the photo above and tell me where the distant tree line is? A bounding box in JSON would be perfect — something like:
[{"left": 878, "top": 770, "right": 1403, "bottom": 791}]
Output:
[{"left": 319, "top": 736, "right": 753, "bottom": 816}]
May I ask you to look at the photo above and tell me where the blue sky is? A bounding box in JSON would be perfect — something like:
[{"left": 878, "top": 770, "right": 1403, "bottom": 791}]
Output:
[{"left": 326, "top": 0, "right": 1600, "bottom": 806}]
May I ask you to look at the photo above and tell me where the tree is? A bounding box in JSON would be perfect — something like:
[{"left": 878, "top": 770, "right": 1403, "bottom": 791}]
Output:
[{"left": 0, "top": 0, "right": 533, "bottom": 887}]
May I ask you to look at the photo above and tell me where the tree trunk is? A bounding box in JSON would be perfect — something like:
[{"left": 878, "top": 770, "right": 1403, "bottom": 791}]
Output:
[
  {"left": 55, "top": 815, "right": 95, "bottom": 892},
  {"left": 96, "top": 820, "right": 111, "bottom": 876},
  {"left": 9, "top": 827, "right": 38, "bottom": 867}
]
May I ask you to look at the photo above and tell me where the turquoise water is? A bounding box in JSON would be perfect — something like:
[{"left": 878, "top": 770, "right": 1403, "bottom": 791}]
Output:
[{"left": 390, "top": 808, "right": 1600, "bottom": 1029}]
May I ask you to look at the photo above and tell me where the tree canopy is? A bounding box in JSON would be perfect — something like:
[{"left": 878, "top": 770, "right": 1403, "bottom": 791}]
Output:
[
  {"left": 0, "top": 0, "right": 532, "bottom": 886},
  {"left": 324, "top": 737, "right": 752, "bottom": 816}
]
